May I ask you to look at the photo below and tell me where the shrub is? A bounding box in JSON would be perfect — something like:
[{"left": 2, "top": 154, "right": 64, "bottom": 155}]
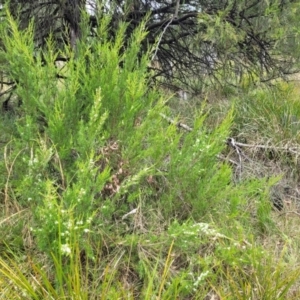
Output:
[{"left": 0, "top": 7, "right": 299, "bottom": 299}]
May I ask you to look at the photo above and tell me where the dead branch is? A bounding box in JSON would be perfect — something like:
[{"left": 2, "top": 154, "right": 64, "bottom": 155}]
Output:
[
  {"left": 159, "top": 113, "right": 193, "bottom": 131},
  {"left": 160, "top": 114, "right": 300, "bottom": 158},
  {"left": 233, "top": 141, "right": 300, "bottom": 155},
  {"left": 278, "top": 211, "right": 300, "bottom": 217}
]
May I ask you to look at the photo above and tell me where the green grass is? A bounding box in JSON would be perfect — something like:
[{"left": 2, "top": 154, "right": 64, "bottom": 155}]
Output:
[{"left": 1, "top": 9, "right": 300, "bottom": 300}]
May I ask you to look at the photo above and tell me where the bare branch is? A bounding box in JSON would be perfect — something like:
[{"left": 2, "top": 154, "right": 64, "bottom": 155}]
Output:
[{"left": 159, "top": 113, "right": 193, "bottom": 132}]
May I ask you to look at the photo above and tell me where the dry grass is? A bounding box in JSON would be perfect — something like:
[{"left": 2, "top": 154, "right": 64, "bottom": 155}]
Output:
[{"left": 2, "top": 70, "right": 300, "bottom": 298}]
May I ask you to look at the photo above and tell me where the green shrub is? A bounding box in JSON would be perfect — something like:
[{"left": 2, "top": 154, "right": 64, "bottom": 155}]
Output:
[{"left": 0, "top": 7, "right": 299, "bottom": 299}]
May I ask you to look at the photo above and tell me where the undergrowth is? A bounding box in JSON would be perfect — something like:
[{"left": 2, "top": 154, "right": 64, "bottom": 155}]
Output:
[{"left": 0, "top": 7, "right": 300, "bottom": 300}]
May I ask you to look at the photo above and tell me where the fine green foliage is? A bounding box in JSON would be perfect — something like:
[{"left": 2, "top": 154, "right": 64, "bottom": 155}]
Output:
[{"left": 1, "top": 6, "right": 300, "bottom": 300}]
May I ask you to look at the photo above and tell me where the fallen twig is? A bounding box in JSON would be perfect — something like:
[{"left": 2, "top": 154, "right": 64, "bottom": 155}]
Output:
[
  {"left": 159, "top": 113, "right": 193, "bottom": 131},
  {"left": 233, "top": 141, "right": 300, "bottom": 154},
  {"left": 226, "top": 138, "right": 243, "bottom": 180},
  {"left": 122, "top": 207, "right": 139, "bottom": 220},
  {"left": 217, "top": 154, "right": 239, "bottom": 166},
  {"left": 0, "top": 209, "right": 28, "bottom": 226},
  {"left": 159, "top": 114, "right": 300, "bottom": 157},
  {"left": 278, "top": 211, "right": 300, "bottom": 217}
]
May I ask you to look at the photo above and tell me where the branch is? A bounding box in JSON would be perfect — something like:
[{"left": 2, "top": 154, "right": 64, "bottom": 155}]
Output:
[
  {"left": 160, "top": 115, "right": 300, "bottom": 157},
  {"left": 151, "top": 18, "right": 174, "bottom": 62},
  {"left": 159, "top": 113, "right": 193, "bottom": 131},
  {"left": 232, "top": 140, "right": 300, "bottom": 155},
  {"left": 146, "top": 12, "right": 198, "bottom": 31},
  {"left": 0, "top": 85, "right": 16, "bottom": 98},
  {"left": 279, "top": 211, "right": 300, "bottom": 217},
  {"left": 174, "top": 0, "right": 180, "bottom": 18}
]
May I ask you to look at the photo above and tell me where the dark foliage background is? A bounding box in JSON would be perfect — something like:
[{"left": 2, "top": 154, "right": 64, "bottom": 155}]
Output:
[{"left": 1, "top": 0, "right": 300, "bottom": 94}]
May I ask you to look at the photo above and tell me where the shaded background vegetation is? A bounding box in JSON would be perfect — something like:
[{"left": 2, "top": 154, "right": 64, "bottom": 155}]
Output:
[{"left": 1, "top": 0, "right": 300, "bottom": 95}]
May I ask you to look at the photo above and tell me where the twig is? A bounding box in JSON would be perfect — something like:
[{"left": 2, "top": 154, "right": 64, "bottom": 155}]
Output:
[
  {"left": 234, "top": 141, "right": 300, "bottom": 154},
  {"left": 174, "top": 0, "right": 180, "bottom": 18},
  {"left": 159, "top": 113, "right": 193, "bottom": 131},
  {"left": 0, "top": 209, "right": 28, "bottom": 227},
  {"left": 122, "top": 207, "right": 139, "bottom": 220},
  {"left": 278, "top": 211, "right": 300, "bottom": 217},
  {"left": 151, "top": 18, "right": 174, "bottom": 62},
  {"left": 159, "top": 114, "right": 300, "bottom": 158},
  {"left": 217, "top": 154, "right": 239, "bottom": 166},
  {"left": 0, "top": 84, "right": 16, "bottom": 97},
  {"left": 226, "top": 138, "right": 243, "bottom": 180}
]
